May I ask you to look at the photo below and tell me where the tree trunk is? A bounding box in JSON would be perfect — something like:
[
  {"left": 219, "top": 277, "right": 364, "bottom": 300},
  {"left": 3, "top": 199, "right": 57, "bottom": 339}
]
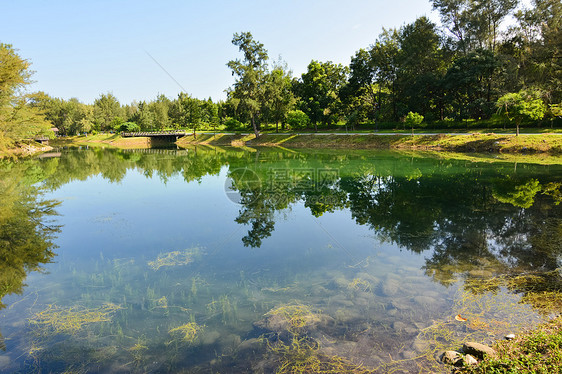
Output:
[
  {"left": 251, "top": 115, "right": 259, "bottom": 139},
  {"left": 276, "top": 121, "right": 279, "bottom": 133}
]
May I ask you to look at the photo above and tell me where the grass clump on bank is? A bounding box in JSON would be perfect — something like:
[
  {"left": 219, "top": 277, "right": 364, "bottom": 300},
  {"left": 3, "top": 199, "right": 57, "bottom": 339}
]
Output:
[{"left": 459, "top": 316, "right": 562, "bottom": 374}]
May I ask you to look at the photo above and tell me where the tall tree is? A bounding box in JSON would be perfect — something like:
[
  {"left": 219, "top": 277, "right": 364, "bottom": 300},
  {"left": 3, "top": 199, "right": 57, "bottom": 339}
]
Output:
[
  {"left": 396, "top": 17, "right": 446, "bottom": 119},
  {"left": 0, "top": 44, "right": 51, "bottom": 148},
  {"left": 93, "top": 93, "right": 123, "bottom": 131},
  {"left": 369, "top": 29, "right": 401, "bottom": 121},
  {"left": 294, "top": 60, "right": 348, "bottom": 131},
  {"left": 227, "top": 32, "right": 269, "bottom": 138},
  {"left": 263, "top": 61, "right": 296, "bottom": 132}
]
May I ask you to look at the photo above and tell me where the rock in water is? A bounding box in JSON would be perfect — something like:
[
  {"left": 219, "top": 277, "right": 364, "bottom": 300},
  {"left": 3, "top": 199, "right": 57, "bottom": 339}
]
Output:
[
  {"left": 505, "top": 333, "right": 516, "bottom": 340},
  {"left": 462, "top": 342, "right": 497, "bottom": 359},
  {"left": 441, "top": 351, "right": 462, "bottom": 366},
  {"left": 464, "top": 354, "right": 478, "bottom": 365}
]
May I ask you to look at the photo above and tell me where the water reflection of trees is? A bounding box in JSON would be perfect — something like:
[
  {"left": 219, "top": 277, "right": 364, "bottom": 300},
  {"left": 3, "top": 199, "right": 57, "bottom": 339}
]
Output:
[
  {"left": 25, "top": 147, "right": 562, "bottom": 301},
  {"left": 0, "top": 159, "right": 61, "bottom": 310},
  {"left": 0, "top": 159, "right": 62, "bottom": 347}
]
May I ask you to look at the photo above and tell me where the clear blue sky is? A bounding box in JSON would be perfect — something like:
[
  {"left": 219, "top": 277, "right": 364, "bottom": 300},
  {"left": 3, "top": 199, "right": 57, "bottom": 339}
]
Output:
[{"left": 1, "top": 0, "right": 439, "bottom": 104}]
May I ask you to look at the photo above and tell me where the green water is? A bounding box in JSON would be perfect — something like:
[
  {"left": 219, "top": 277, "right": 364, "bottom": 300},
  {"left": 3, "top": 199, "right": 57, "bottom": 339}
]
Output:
[{"left": 1, "top": 147, "right": 561, "bottom": 373}]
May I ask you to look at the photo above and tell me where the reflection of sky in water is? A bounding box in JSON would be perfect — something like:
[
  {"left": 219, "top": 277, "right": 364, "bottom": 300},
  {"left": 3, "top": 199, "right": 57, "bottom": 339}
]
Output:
[{"left": 1, "top": 150, "right": 558, "bottom": 373}]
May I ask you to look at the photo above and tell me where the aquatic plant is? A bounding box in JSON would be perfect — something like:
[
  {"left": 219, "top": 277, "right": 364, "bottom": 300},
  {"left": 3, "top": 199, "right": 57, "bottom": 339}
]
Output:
[
  {"left": 347, "top": 278, "right": 372, "bottom": 293},
  {"left": 28, "top": 303, "right": 123, "bottom": 335},
  {"left": 270, "top": 336, "right": 373, "bottom": 374},
  {"left": 398, "top": 284, "right": 543, "bottom": 372},
  {"left": 168, "top": 322, "right": 204, "bottom": 344},
  {"left": 265, "top": 304, "right": 319, "bottom": 334},
  {"left": 148, "top": 247, "right": 202, "bottom": 270}
]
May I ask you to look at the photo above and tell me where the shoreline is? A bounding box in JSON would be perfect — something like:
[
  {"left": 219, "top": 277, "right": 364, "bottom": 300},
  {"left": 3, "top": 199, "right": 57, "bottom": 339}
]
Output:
[
  {"left": 176, "top": 133, "right": 562, "bottom": 154},
  {"left": 5, "top": 133, "right": 562, "bottom": 164}
]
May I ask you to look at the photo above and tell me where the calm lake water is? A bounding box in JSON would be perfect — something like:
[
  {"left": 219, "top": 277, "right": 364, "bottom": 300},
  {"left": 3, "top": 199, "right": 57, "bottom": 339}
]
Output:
[{"left": 1, "top": 146, "right": 561, "bottom": 373}]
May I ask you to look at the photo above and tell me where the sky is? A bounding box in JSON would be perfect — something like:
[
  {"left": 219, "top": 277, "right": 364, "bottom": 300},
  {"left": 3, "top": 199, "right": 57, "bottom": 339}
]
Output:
[{"left": 1, "top": 0, "right": 440, "bottom": 104}]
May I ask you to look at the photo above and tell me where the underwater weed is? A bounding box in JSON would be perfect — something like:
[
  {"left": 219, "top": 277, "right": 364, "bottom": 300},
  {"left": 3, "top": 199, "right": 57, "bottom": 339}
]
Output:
[
  {"left": 270, "top": 336, "right": 373, "bottom": 374},
  {"left": 265, "top": 304, "right": 319, "bottom": 334},
  {"left": 28, "top": 303, "right": 123, "bottom": 335},
  {"left": 347, "top": 278, "right": 372, "bottom": 293},
  {"left": 148, "top": 247, "right": 202, "bottom": 270},
  {"left": 168, "top": 322, "right": 205, "bottom": 344}
]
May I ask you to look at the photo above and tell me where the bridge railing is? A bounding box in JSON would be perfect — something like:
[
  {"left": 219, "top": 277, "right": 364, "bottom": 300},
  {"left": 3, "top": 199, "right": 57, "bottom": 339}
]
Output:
[{"left": 122, "top": 131, "right": 188, "bottom": 137}]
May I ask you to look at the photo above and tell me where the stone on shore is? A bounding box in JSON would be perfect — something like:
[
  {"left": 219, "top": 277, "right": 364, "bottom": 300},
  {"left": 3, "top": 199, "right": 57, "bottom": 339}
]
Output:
[
  {"left": 462, "top": 342, "right": 497, "bottom": 359},
  {"left": 441, "top": 350, "right": 462, "bottom": 366}
]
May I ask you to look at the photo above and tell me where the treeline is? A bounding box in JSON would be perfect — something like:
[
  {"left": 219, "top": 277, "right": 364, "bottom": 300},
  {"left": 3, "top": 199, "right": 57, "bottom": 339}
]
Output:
[{"left": 2, "top": 0, "right": 561, "bottom": 141}]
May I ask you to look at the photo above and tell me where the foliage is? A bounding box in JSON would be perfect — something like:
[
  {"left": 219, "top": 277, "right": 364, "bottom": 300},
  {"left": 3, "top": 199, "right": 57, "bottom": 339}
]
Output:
[
  {"left": 93, "top": 93, "right": 123, "bottom": 131},
  {"left": 227, "top": 32, "right": 269, "bottom": 137},
  {"left": 114, "top": 121, "right": 140, "bottom": 133},
  {"left": 0, "top": 159, "right": 60, "bottom": 310},
  {"left": 0, "top": 44, "right": 52, "bottom": 148},
  {"left": 293, "top": 60, "right": 348, "bottom": 130},
  {"left": 286, "top": 110, "right": 310, "bottom": 129},
  {"left": 404, "top": 112, "right": 424, "bottom": 127},
  {"left": 497, "top": 90, "right": 547, "bottom": 134},
  {"left": 459, "top": 316, "right": 562, "bottom": 373},
  {"left": 224, "top": 117, "right": 244, "bottom": 130}
]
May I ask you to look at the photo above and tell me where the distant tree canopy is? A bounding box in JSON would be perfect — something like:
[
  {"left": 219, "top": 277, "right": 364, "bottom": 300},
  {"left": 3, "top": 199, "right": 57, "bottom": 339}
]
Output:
[{"left": 3, "top": 0, "right": 561, "bottom": 141}]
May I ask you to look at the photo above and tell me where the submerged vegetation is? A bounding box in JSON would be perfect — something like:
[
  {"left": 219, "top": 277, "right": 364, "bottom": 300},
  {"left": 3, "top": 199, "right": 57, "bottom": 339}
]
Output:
[
  {"left": 168, "top": 322, "right": 205, "bottom": 344},
  {"left": 28, "top": 303, "right": 123, "bottom": 335},
  {"left": 0, "top": 148, "right": 561, "bottom": 372},
  {"left": 147, "top": 247, "right": 203, "bottom": 270}
]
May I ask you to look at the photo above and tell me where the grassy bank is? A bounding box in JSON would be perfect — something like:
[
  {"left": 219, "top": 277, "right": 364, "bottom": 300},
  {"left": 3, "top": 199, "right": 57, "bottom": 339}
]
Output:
[
  {"left": 459, "top": 316, "right": 562, "bottom": 373},
  {"left": 176, "top": 133, "right": 562, "bottom": 154},
  {"left": 50, "top": 134, "right": 151, "bottom": 149}
]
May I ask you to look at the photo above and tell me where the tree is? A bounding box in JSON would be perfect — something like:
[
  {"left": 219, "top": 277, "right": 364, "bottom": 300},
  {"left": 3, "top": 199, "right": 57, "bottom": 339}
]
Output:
[
  {"left": 150, "top": 94, "right": 171, "bottom": 130},
  {"left": 444, "top": 49, "right": 501, "bottom": 120},
  {"left": 369, "top": 29, "right": 401, "bottom": 121},
  {"left": 263, "top": 61, "right": 296, "bottom": 132},
  {"left": 496, "top": 89, "right": 547, "bottom": 135},
  {"left": 396, "top": 17, "right": 446, "bottom": 119},
  {"left": 132, "top": 101, "right": 155, "bottom": 130},
  {"left": 286, "top": 110, "right": 310, "bottom": 129},
  {"left": 404, "top": 112, "right": 424, "bottom": 135},
  {"left": 93, "top": 93, "right": 123, "bottom": 131},
  {"left": 294, "top": 60, "right": 348, "bottom": 131},
  {"left": 227, "top": 32, "right": 269, "bottom": 138},
  {"left": 343, "top": 48, "right": 378, "bottom": 125},
  {"left": 0, "top": 44, "right": 52, "bottom": 148}
]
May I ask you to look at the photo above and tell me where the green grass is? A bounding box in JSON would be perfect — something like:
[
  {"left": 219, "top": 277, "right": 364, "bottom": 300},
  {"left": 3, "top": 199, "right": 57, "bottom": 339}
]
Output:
[{"left": 459, "top": 317, "right": 562, "bottom": 374}]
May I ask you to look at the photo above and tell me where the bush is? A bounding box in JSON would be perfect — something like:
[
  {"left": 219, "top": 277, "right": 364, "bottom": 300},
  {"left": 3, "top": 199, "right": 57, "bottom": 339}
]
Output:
[
  {"left": 404, "top": 112, "right": 424, "bottom": 127},
  {"left": 114, "top": 122, "right": 140, "bottom": 133},
  {"left": 224, "top": 117, "right": 244, "bottom": 130},
  {"left": 286, "top": 110, "right": 311, "bottom": 130}
]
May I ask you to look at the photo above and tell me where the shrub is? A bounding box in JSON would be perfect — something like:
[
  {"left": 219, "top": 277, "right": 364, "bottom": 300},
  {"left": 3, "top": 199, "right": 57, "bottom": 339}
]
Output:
[
  {"left": 286, "top": 110, "right": 310, "bottom": 130},
  {"left": 224, "top": 117, "right": 244, "bottom": 130},
  {"left": 114, "top": 122, "right": 140, "bottom": 133}
]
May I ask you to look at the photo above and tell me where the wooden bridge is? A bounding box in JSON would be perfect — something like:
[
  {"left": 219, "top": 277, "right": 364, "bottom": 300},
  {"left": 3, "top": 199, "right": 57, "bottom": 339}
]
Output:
[{"left": 122, "top": 131, "right": 187, "bottom": 141}]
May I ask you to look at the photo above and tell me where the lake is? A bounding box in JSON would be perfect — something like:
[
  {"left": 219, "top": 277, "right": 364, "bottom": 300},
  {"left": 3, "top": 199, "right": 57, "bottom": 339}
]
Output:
[{"left": 1, "top": 146, "right": 561, "bottom": 373}]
